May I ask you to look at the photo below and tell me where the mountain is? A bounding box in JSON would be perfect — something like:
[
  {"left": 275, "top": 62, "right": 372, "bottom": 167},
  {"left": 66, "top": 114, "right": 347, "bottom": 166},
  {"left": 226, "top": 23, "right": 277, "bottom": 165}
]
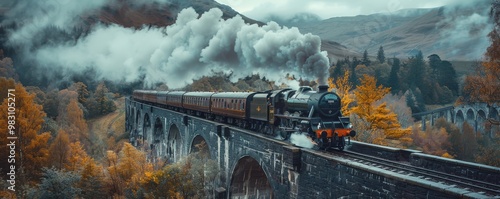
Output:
[
  {"left": 293, "top": 3, "right": 492, "bottom": 61},
  {"left": 91, "top": 0, "right": 263, "bottom": 28},
  {"left": 0, "top": 0, "right": 261, "bottom": 33}
]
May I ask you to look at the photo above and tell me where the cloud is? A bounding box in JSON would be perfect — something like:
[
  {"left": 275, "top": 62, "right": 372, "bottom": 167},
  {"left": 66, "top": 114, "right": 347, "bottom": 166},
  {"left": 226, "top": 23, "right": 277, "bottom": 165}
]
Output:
[
  {"left": 437, "top": 1, "right": 492, "bottom": 59},
  {"left": 4, "top": 0, "right": 108, "bottom": 49}
]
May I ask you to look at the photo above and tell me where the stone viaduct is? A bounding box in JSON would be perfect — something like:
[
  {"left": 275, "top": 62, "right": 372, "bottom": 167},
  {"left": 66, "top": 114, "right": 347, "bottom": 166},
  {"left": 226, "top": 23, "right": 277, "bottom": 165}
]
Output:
[
  {"left": 126, "top": 98, "right": 499, "bottom": 198},
  {"left": 413, "top": 103, "right": 499, "bottom": 136}
]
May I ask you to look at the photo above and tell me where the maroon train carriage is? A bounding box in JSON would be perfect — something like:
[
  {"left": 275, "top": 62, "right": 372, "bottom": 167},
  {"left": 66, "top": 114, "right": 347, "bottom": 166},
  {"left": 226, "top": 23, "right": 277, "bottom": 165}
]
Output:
[
  {"left": 165, "top": 91, "right": 186, "bottom": 110},
  {"left": 133, "top": 90, "right": 157, "bottom": 103},
  {"left": 143, "top": 90, "right": 158, "bottom": 103},
  {"left": 156, "top": 91, "right": 169, "bottom": 105},
  {"left": 132, "top": 90, "right": 145, "bottom": 101},
  {"left": 210, "top": 92, "right": 255, "bottom": 124},
  {"left": 182, "top": 92, "right": 214, "bottom": 116}
]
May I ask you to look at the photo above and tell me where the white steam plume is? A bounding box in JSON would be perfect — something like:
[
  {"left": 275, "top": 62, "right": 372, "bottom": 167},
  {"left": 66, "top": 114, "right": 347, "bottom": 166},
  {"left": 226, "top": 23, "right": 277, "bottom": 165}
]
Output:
[
  {"left": 29, "top": 7, "right": 329, "bottom": 88},
  {"left": 290, "top": 132, "right": 315, "bottom": 149}
]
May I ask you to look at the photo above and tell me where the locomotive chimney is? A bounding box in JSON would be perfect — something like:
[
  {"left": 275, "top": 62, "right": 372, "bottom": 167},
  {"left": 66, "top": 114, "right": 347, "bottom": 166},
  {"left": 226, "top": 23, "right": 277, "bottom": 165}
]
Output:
[{"left": 318, "top": 85, "right": 328, "bottom": 93}]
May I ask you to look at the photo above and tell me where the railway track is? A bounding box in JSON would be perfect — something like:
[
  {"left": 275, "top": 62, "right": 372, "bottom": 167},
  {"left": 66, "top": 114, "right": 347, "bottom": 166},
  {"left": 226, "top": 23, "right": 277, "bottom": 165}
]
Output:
[{"left": 329, "top": 149, "right": 500, "bottom": 197}]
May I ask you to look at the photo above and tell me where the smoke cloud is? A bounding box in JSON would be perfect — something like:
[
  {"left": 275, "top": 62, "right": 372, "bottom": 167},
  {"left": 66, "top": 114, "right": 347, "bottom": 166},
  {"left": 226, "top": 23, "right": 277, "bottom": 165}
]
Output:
[{"left": 7, "top": 4, "right": 329, "bottom": 88}]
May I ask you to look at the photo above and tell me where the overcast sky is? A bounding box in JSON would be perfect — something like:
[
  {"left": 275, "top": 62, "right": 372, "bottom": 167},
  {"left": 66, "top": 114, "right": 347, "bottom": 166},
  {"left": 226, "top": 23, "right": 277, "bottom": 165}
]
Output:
[{"left": 216, "top": 0, "right": 467, "bottom": 20}]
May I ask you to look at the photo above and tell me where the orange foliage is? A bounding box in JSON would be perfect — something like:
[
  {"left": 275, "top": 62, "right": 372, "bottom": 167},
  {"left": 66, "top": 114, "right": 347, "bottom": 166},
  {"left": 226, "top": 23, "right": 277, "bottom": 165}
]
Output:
[
  {"left": 0, "top": 78, "right": 51, "bottom": 183},
  {"left": 105, "top": 143, "right": 153, "bottom": 197},
  {"left": 411, "top": 126, "right": 451, "bottom": 157},
  {"left": 352, "top": 75, "right": 411, "bottom": 146},
  {"left": 48, "top": 129, "right": 71, "bottom": 169},
  {"left": 461, "top": 1, "right": 500, "bottom": 107},
  {"left": 66, "top": 98, "right": 89, "bottom": 144},
  {"left": 66, "top": 141, "right": 93, "bottom": 171},
  {"left": 328, "top": 70, "right": 354, "bottom": 116}
]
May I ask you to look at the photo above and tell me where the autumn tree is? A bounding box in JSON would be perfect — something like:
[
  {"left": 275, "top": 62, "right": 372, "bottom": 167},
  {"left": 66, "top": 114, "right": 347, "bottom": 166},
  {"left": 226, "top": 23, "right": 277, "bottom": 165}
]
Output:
[
  {"left": 141, "top": 151, "right": 218, "bottom": 198},
  {"left": 56, "top": 89, "right": 78, "bottom": 123},
  {"left": 48, "top": 129, "right": 71, "bottom": 170},
  {"left": 106, "top": 143, "right": 153, "bottom": 197},
  {"left": 65, "top": 141, "right": 106, "bottom": 198},
  {"left": 447, "top": 121, "right": 465, "bottom": 158},
  {"left": 66, "top": 98, "right": 89, "bottom": 144},
  {"left": 351, "top": 75, "right": 411, "bottom": 146},
  {"left": 410, "top": 126, "right": 451, "bottom": 157},
  {"left": 69, "top": 82, "right": 90, "bottom": 104},
  {"left": 328, "top": 70, "right": 354, "bottom": 116},
  {"left": 0, "top": 78, "right": 51, "bottom": 184},
  {"left": 461, "top": 123, "right": 479, "bottom": 161},
  {"left": 379, "top": 93, "right": 413, "bottom": 128},
  {"left": 460, "top": 2, "right": 500, "bottom": 117},
  {"left": 79, "top": 158, "right": 106, "bottom": 199},
  {"left": 475, "top": 134, "right": 500, "bottom": 167}
]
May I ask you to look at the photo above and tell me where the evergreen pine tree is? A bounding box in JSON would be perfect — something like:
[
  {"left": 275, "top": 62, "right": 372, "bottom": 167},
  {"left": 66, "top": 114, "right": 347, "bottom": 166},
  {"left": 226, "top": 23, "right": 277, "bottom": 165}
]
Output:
[
  {"left": 377, "top": 46, "right": 385, "bottom": 63},
  {"left": 362, "top": 50, "right": 371, "bottom": 66},
  {"left": 387, "top": 57, "right": 400, "bottom": 94}
]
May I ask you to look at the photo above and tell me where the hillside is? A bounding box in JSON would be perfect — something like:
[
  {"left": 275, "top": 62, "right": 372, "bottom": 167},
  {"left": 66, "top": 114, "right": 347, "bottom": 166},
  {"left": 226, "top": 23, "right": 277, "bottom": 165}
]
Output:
[
  {"left": 295, "top": 3, "right": 492, "bottom": 61},
  {"left": 87, "top": 97, "right": 127, "bottom": 158},
  {"left": 0, "top": 0, "right": 261, "bottom": 30}
]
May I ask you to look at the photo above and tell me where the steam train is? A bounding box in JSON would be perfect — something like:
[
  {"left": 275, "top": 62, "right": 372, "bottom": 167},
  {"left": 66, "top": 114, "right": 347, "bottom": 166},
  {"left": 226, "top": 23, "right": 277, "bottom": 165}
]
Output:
[{"left": 132, "top": 85, "right": 356, "bottom": 150}]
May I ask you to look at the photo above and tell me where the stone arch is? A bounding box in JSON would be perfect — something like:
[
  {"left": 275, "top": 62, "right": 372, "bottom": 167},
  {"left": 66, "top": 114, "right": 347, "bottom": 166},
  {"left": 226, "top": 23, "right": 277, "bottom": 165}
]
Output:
[
  {"left": 136, "top": 109, "right": 142, "bottom": 131},
  {"left": 190, "top": 135, "right": 210, "bottom": 159},
  {"left": 466, "top": 109, "right": 475, "bottom": 129},
  {"left": 167, "top": 124, "right": 183, "bottom": 163},
  {"left": 153, "top": 117, "right": 164, "bottom": 157},
  {"left": 455, "top": 110, "right": 464, "bottom": 126},
  {"left": 476, "top": 110, "right": 487, "bottom": 134},
  {"left": 230, "top": 156, "right": 273, "bottom": 198},
  {"left": 143, "top": 113, "right": 152, "bottom": 146},
  {"left": 131, "top": 109, "right": 142, "bottom": 145}
]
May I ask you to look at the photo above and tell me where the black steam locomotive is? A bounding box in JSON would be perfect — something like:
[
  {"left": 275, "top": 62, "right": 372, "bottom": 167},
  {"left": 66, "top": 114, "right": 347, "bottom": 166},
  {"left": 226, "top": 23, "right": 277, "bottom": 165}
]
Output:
[{"left": 132, "top": 85, "right": 355, "bottom": 150}]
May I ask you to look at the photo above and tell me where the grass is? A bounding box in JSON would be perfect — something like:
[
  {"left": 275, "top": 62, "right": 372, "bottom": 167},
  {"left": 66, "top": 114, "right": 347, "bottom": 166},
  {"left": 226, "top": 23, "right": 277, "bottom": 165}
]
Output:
[{"left": 87, "top": 97, "right": 127, "bottom": 159}]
